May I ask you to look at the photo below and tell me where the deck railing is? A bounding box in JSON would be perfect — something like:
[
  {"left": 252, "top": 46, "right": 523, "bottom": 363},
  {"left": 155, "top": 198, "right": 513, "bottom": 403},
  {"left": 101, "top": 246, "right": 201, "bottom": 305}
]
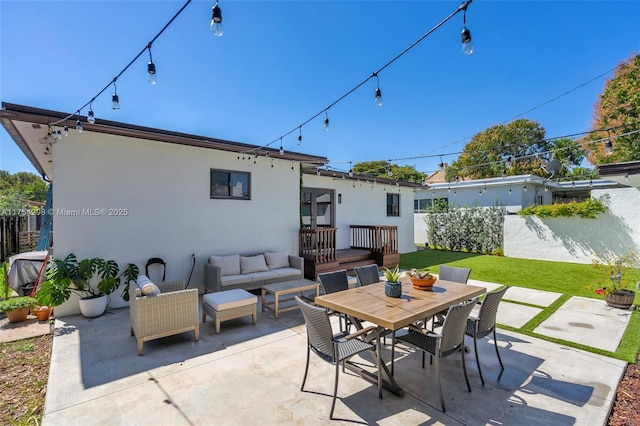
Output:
[
  {"left": 350, "top": 225, "right": 398, "bottom": 254},
  {"left": 299, "top": 228, "right": 337, "bottom": 264}
]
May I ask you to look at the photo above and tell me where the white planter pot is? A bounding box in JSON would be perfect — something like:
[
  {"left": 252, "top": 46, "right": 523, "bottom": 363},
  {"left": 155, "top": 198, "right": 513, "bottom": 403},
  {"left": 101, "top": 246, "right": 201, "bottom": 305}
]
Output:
[{"left": 78, "top": 295, "right": 108, "bottom": 318}]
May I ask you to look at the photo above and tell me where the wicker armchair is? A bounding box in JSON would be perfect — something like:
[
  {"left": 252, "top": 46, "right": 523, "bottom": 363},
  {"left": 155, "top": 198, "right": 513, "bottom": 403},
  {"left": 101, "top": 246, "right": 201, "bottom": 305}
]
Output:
[{"left": 129, "top": 279, "right": 200, "bottom": 355}]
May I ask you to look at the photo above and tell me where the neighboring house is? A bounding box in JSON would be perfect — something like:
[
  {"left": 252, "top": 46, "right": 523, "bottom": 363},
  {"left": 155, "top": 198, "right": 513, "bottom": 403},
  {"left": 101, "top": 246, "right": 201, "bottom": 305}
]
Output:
[
  {"left": 1, "top": 103, "right": 417, "bottom": 316},
  {"left": 415, "top": 174, "right": 622, "bottom": 214}
]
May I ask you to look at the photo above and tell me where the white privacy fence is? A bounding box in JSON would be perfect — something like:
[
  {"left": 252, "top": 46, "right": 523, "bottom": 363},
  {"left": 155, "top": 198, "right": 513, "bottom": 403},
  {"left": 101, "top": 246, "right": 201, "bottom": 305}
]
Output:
[{"left": 415, "top": 188, "right": 640, "bottom": 264}]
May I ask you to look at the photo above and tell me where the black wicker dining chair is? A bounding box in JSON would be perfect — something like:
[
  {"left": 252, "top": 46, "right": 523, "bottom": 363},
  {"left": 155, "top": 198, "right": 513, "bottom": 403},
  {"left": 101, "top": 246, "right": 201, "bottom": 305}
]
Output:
[
  {"left": 295, "top": 296, "right": 381, "bottom": 419},
  {"left": 393, "top": 297, "right": 479, "bottom": 412},
  {"left": 318, "top": 270, "right": 352, "bottom": 332},
  {"left": 354, "top": 264, "right": 381, "bottom": 287},
  {"left": 465, "top": 286, "right": 509, "bottom": 385}
]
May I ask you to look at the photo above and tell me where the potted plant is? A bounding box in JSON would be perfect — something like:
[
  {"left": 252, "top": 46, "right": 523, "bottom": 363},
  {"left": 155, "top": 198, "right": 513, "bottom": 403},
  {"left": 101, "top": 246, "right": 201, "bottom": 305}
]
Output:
[
  {"left": 0, "top": 296, "right": 38, "bottom": 323},
  {"left": 37, "top": 253, "right": 122, "bottom": 318},
  {"left": 382, "top": 265, "right": 403, "bottom": 298},
  {"left": 408, "top": 268, "right": 437, "bottom": 290},
  {"left": 593, "top": 251, "right": 640, "bottom": 310}
]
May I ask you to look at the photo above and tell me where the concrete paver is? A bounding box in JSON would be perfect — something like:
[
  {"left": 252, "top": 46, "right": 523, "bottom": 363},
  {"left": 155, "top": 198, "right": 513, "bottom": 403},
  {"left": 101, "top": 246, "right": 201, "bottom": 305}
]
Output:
[
  {"left": 502, "top": 286, "right": 563, "bottom": 307},
  {"left": 0, "top": 316, "right": 51, "bottom": 343},
  {"left": 496, "top": 301, "right": 543, "bottom": 328},
  {"left": 534, "top": 296, "right": 633, "bottom": 352}
]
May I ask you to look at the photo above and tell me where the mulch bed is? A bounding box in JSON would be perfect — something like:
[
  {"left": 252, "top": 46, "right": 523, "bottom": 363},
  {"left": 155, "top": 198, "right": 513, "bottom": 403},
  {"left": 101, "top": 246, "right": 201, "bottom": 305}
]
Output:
[{"left": 609, "top": 351, "right": 640, "bottom": 425}]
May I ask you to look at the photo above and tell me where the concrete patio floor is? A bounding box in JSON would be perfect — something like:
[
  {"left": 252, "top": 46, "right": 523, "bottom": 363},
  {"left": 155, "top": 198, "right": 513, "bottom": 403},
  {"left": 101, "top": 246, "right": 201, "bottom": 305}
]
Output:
[{"left": 41, "top": 284, "right": 628, "bottom": 426}]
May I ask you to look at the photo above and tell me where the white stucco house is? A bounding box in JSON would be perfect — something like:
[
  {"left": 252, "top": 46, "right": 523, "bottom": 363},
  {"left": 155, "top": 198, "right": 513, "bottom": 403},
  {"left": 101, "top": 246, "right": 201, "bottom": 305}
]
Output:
[{"left": 2, "top": 102, "right": 417, "bottom": 316}]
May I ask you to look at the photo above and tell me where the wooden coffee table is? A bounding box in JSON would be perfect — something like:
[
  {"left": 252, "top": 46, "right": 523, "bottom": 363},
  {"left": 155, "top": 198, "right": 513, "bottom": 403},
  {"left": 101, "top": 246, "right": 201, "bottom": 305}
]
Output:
[{"left": 261, "top": 279, "right": 320, "bottom": 318}]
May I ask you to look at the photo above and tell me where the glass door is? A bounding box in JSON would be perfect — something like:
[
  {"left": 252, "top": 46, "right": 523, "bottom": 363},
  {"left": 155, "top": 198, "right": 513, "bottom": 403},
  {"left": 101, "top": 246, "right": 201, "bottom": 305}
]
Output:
[{"left": 301, "top": 188, "right": 334, "bottom": 229}]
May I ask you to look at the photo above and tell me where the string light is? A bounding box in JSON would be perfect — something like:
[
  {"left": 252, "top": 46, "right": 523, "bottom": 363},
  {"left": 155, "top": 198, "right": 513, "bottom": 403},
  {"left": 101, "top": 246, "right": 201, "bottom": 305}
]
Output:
[
  {"left": 112, "top": 80, "right": 120, "bottom": 110},
  {"left": 461, "top": 3, "right": 474, "bottom": 55},
  {"left": 257, "top": 1, "right": 473, "bottom": 155},
  {"left": 297, "top": 127, "right": 302, "bottom": 146},
  {"left": 279, "top": 137, "right": 284, "bottom": 155},
  {"left": 605, "top": 128, "right": 613, "bottom": 155},
  {"left": 47, "top": 1, "right": 193, "bottom": 130},
  {"left": 373, "top": 72, "right": 382, "bottom": 107},
  {"left": 63, "top": 124, "right": 69, "bottom": 137},
  {"left": 210, "top": 1, "right": 223, "bottom": 37},
  {"left": 147, "top": 44, "right": 157, "bottom": 85},
  {"left": 87, "top": 102, "right": 96, "bottom": 124}
]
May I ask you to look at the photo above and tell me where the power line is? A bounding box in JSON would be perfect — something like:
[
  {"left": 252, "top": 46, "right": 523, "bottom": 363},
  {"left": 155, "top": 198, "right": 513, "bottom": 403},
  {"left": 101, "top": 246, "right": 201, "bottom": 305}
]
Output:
[{"left": 416, "top": 58, "right": 633, "bottom": 157}]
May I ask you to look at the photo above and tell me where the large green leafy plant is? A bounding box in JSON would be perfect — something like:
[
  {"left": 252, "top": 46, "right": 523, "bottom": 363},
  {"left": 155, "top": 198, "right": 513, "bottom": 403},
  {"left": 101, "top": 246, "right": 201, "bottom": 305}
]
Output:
[{"left": 38, "top": 254, "right": 122, "bottom": 307}]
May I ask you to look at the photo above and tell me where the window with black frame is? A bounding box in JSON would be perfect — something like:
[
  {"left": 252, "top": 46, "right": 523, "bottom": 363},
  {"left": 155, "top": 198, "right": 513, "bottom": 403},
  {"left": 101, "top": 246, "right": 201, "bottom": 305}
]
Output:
[
  {"left": 210, "top": 169, "right": 250, "bottom": 200},
  {"left": 386, "top": 193, "right": 400, "bottom": 216}
]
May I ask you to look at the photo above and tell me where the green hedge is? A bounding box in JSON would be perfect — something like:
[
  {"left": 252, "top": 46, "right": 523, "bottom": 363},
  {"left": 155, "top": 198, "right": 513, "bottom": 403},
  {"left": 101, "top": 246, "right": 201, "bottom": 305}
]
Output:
[
  {"left": 518, "top": 195, "right": 609, "bottom": 219},
  {"left": 425, "top": 204, "right": 504, "bottom": 254}
]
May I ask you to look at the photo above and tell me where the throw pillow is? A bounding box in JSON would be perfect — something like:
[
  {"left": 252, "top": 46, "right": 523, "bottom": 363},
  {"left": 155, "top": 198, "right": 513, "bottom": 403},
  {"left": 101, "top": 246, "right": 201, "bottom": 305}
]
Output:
[
  {"left": 264, "top": 251, "right": 290, "bottom": 270},
  {"left": 209, "top": 254, "right": 241, "bottom": 276},
  {"left": 136, "top": 275, "right": 161, "bottom": 297},
  {"left": 240, "top": 255, "right": 270, "bottom": 274}
]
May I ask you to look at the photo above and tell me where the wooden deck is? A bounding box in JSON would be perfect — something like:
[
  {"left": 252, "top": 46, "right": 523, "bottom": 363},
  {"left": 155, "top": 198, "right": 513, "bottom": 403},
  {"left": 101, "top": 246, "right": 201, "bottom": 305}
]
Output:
[
  {"left": 300, "top": 225, "right": 400, "bottom": 280},
  {"left": 303, "top": 248, "right": 400, "bottom": 280}
]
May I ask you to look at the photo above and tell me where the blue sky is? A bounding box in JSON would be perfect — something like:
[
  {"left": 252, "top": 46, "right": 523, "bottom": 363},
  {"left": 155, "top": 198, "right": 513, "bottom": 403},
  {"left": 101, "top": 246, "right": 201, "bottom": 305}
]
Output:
[{"left": 1, "top": 1, "right": 639, "bottom": 177}]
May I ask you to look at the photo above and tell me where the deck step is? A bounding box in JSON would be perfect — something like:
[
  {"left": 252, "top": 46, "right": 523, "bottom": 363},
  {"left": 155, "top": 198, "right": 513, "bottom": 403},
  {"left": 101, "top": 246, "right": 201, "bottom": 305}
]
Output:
[
  {"left": 336, "top": 248, "right": 371, "bottom": 264},
  {"left": 339, "top": 258, "right": 377, "bottom": 273}
]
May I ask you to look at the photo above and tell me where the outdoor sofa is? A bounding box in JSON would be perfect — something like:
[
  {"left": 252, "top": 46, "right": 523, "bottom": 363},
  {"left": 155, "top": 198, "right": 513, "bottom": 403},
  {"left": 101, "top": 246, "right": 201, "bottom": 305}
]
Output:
[{"left": 203, "top": 251, "right": 304, "bottom": 293}]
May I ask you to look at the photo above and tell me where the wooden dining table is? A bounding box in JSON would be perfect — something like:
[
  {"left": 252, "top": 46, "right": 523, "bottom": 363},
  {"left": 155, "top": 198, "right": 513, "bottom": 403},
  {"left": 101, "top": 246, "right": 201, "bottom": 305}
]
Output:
[{"left": 314, "top": 277, "right": 486, "bottom": 397}]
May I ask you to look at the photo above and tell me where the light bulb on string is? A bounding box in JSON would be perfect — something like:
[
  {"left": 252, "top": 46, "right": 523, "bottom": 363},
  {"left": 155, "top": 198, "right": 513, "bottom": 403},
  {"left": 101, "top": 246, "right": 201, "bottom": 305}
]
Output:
[
  {"left": 297, "top": 127, "right": 302, "bottom": 146},
  {"left": 147, "top": 46, "right": 157, "bottom": 85},
  {"left": 112, "top": 80, "right": 120, "bottom": 110},
  {"left": 348, "top": 162, "right": 353, "bottom": 177},
  {"left": 323, "top": 110, "right": 330, "bottom": 131},
  {"left": 76, "top": 119, "right": 83, "bottom": 133},
  {"left": 56, "top": 129, "right": 62, "bottom": 140},
  {"left": 63, "top": 125, "right": 69, "bottom": 137},
  {"left": 87, "top": 103, "right": 96, "bottom": 124},
  {"left": 461, "top": 6, "right": 474, "bottom": 55},
  {"left": 605, "top": 129, "right": 613, "bottom": 155},
  {"left": 210, "top": 1, "right": 224, "bottom": 37},
  {"left": 373, "top": 73, "right": 382, "bottom": 107},
  {"left": 279, "top": 138, "right": 284, "bottom": 155}
]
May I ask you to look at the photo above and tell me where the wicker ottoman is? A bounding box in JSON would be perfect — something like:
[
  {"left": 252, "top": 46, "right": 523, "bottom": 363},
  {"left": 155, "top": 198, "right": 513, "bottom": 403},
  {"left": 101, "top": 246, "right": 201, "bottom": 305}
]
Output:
[{"left": 202, "top": 289, "right": 258, "bottom": 333}]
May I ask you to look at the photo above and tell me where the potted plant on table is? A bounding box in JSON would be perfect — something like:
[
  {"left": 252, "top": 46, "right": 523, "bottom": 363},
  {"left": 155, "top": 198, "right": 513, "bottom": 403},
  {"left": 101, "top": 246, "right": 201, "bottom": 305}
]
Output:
[
  {"left": 37, "top": 253, "right": 122, "bottom": 318},
  {"left": 382, "top": 265, "right": 403, "bottom": 298},
  {"left": 593, "top": 251, "right": 640, "bottom": 310}
]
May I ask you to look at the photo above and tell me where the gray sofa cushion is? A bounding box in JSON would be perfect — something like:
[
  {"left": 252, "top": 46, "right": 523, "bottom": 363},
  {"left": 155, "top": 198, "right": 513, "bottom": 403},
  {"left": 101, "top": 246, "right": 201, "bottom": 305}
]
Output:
[
  {"left": 210, "top": 255, "right": 241, "bottom": 276},
  {"left": 220, "top": 274, "right": 252, "bottom": 287},
  {"left": 240, "top": 255, "right": 269, "bottom": 274},
  {"left": 264, "top": 251, "right": 290, "bottom": 270},
  {"left": 247, "top": 271, "right": 280, "bottom": 282},
  {"left": 273, "top": 267, "right": 302, "bottom": 279}
]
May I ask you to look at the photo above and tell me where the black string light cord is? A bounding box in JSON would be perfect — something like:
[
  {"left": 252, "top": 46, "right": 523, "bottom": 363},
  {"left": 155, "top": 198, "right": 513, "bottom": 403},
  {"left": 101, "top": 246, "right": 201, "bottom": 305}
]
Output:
[
  {"left": 49, "top": 0, "right": 193, "bottom": 127},
  {"left": 245, "top": 0, "right": 474, "bottom": 156}
]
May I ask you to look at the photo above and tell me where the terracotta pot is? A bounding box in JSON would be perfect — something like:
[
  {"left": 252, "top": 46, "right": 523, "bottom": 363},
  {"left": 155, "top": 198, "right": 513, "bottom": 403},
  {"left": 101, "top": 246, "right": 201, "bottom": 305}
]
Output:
[
  {"left": 6, "top": 306, "right": 30, "bottom": 323},
  {"left": 605, "top": 289, "right": 635, "bottom": 310},
  {"left": 34, "top": 306, "right": 52, "bottom": 321}
]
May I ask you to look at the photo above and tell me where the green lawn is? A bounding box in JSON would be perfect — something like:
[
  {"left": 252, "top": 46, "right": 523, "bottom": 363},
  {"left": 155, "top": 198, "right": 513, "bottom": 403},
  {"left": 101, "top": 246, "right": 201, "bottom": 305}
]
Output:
[{"left": 400, "top": 249, "right": 640, "bottom": 363}]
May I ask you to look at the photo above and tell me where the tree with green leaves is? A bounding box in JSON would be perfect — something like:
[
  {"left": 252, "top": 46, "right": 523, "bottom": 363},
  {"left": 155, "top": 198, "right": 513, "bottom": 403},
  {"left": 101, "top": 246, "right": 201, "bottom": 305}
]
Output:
[
  {"left": 584, "top": 53, "right": 640, "bottom": 164},
  {"left": 352, "top": 161, "right": 426, "bottom": 182},
  {"left": 447, "top": 119, "right": 550, "bottom": 180},
  {"left": 0, "top": 170, "right": 48, "bottom": 214}
]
